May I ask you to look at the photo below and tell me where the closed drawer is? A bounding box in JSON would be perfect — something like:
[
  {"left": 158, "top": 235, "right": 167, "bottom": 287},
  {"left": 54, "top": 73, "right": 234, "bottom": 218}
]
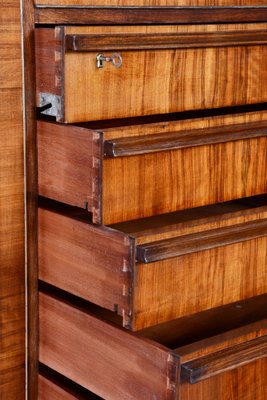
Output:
[
  {"left": 38, "top": 111, "right": 267, "bottom": 225},
  {"left": 39, "top": 292, "right": 267, "bottom": 400},
  {"left": 39, "top": 195, "right": 267, "bottom": 330},
  {"left": 36, "top": 24, "right": 267, "bottom": 123}
]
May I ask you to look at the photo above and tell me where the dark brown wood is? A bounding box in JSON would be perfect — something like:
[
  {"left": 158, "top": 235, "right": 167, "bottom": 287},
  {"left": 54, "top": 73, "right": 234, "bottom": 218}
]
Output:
[
  {"left": 181, "top": 335, "right": 267, "bottom": 384},
  {"left": 104, "top": 120, "right": 267, "bottom": 158},
  {"left": 22, "top": 0, "right": 39, "bottom": 396},
  {"left": 65, "top": 30, "right": 267, "bottom": 52},
  {"left": 137, "top": 218, "right": 267, "bottom": 264},
  {"left": 35, "top": 7, "right": 267, "bottom": 25}
]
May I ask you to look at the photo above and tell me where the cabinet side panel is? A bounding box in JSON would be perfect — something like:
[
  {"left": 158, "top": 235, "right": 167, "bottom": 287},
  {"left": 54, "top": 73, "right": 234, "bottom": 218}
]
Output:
[{"left": 0, "top": 0, "right": 25, "bottom": 398}]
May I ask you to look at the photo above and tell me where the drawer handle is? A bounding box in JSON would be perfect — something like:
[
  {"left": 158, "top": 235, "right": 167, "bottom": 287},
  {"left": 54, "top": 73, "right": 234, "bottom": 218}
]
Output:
[
  {"left": 136, "top": 218, "right": 267, "bottom": 263},
  {"left": 181, "top": 335, "right": 267, "bottom": 384},
  {"left": 96, "top": 53, "right": 122, "bottom": 69}
]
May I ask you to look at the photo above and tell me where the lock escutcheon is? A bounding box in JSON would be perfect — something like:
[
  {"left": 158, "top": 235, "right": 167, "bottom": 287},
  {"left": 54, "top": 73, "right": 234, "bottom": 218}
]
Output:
[{"left": 96, "top": 53, "right": 123, "bottom": 69}]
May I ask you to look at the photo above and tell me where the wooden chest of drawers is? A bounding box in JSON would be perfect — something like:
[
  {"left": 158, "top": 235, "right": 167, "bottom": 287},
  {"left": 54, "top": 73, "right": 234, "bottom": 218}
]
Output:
[
  {"left": 36, "top": 24, "right": 267, "bottom": 123},
  {"left": 38, "top": 111, "right": 267, "bottom": 224},
  {"left": 34, "top": 5, "right": 267, "bottom": 400}
]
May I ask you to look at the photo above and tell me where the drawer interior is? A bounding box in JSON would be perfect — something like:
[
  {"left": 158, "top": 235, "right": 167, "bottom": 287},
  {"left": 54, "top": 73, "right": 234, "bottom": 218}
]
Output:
[{"left": 110, "top": 194, "right": 267, "bottom": 245}]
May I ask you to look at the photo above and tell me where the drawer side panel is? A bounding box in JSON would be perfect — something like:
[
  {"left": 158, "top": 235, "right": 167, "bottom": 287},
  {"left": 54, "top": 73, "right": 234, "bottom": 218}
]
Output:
[
  {"left": 39, "top": 293, "right": 176, "bottom": 400},
  {"left": 38, "top": 208, "right": 132, "bottom": 317}
]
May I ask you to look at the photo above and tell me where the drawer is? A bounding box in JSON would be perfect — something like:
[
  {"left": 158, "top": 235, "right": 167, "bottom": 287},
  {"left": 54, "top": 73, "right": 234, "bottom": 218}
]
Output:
[
  {"left": 39, "top": 195, "right": 267, "bottom": 330},
  {"left": 35, "top": 24, "right": 267, "bottom": 123},
  {"left": 38, "top": 111, "right": 267, "bottom": 225},
  {"left": 39, "top": 369, "right": 102, "bottom": 399},
  {"left": 39, "top": 292, "right": 267, "bottom": 400}
]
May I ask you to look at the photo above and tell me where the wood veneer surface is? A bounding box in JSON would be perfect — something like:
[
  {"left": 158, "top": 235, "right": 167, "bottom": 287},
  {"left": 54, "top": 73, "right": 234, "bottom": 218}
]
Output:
[
  {"left": 0, "top": 0, "right": 25, "bottom": 398},
  {"left": 34, "top": 0, "right": 267, "bottom": 6}
]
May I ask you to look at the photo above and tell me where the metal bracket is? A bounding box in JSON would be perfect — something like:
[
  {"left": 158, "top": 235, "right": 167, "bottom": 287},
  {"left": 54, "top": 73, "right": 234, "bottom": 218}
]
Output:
[{"left": 39, "top": 92, "right": 62, "bottom": 118}]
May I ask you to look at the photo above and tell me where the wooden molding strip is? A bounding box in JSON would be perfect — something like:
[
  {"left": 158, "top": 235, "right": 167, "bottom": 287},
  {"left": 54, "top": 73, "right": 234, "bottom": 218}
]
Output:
[
  {"left": 65, "top": 30, "right": 267, "bottom": 52},
  {"left": 104, "top": 121, "right": 267, "bottom": 158},
  {"left": 181, "top": 335, "right": 267, "bottom": 384},
  {"left": 136, "top": 219, "right": 267, "bottom": 263},
  {"left": 35, "top": 7, "right": 267, "bottom": 25}
]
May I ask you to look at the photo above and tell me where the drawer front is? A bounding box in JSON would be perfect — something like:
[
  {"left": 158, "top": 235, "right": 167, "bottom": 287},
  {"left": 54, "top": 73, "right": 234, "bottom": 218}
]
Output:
[
  {"left": 133, "top": 222, "right": 267, "bottom": 330},
  {"left": 39, "top": 293, "right": 267, "bottom": 400},
  {"left": 180, "top": 358, "right": 267, "bottom": 400},
  {"left": 39, "top": 206, "right": 267, "bottom": 330},
  {"left": 36, "top": 24, "right": 267, "bottom": 123},
  {"left": 38, "top": 116, "right": 267, "bottom": 225}
]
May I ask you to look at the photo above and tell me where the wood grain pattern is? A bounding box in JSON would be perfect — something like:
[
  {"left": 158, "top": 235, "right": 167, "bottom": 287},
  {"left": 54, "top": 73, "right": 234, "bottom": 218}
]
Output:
[
  {"left": 39, "top": 201, "right": 267, "bottom": 330},
  {"left": 34, "top": 0, "right": 267, "bottom": 6},
  {"left": 66, "top": 30, "right": 267, "bottom": 52},
  {"left": 103, "top": 136, "right": 267, "bottom": 224},
  {"left": 39, "top": 292, "right": 267, "bottom": 400},
  {"left": 38, "top": 207, "right": 134, "bottom": 322},
  {"left": 136, "top": 219, "right": 267, "bottom": 263},
  {"left": 104, "top": 120, "right": 267, "bottom": 157},
  {"left": 38, "top": 115, "right": 267, "bottom": 225},
  {"left": 113, "top": 196, "right": 267, "bottom": 245},
  {"left": 37, "top": 120, "right": 102, "bottom": 223},
  {"left": 35, "top": 24, "right": 267, "bottom": 123},
  {"left": 134, "top": 236, "right": 267, "bottom": 330},
  {"left": 39, "top": 293, "right": 176, "bottom": 400},
  {"left": 0, "top": 1, "right": 25, "bottom": 398},
  {"left": 35, "top": 7, "right": 267, "bottom": 25},
  {"left": 39, "top": 370, "right": 103, "bottom": 399},
  {"left": 181, "top": 335, "right": 267, "bottom": 383},
  {"left": 180, "top": 358, "right": 267, "bottom": 400}
]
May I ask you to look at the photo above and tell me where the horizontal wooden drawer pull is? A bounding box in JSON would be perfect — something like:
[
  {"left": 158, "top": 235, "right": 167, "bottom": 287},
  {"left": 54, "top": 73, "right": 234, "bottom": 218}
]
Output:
[
  {"left": 104, "top": 121, "right": 267, "bottom": 157},
  {"left": 181, "top": 335, "right": 267, "bottom": 384},
  {"left": 136, "top": 218, "right": 267, "bottom": 263},
  {"left": 65, "top": 30, "right": 267, "bottom": 52}
]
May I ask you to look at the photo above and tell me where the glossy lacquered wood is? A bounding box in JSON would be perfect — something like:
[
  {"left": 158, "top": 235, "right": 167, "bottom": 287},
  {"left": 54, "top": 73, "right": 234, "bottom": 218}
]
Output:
[
  {"left": 38, "top": 111, "right": 267, "bottom": 224},
  {"left": 39, "top": 196, "right": 267, "bottom": 330},
  {"left": 36, "top": 24, "right": 267, "bottom": 123},
  {"left": 39, "top": 292, "right": 267, "bottom": 400}
]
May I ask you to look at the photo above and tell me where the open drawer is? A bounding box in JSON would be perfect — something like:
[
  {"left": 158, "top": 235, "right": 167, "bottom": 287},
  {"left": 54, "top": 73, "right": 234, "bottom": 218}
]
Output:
[
  {"left": 37, "top": 110, "right": 267, "bottom": 225},
  {"left": 39, "top": 195, "right": 267, "bottom": 330},
  {"left": 35, "top": 24, "right": 267, "bottom": 123},
  {"left": 39, "top": 292, "right": 267, "bottom": 400}
]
